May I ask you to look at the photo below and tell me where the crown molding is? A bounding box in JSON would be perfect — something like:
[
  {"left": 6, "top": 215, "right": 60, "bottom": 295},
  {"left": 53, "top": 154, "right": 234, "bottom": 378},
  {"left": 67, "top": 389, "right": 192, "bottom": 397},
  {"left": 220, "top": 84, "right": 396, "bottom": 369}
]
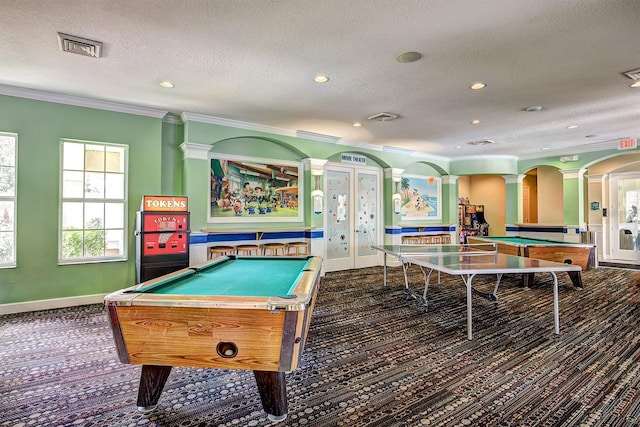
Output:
[
  {"left": 451, "top": 154, "right": 518, "bottom": 162},
  {"left": 517, "top": 139, "right": 630, "bottom": 160},
  {"left": 180, "top": 112, "right": 297, "bottom": 137},
  {"left": 0, "top": 84, "right": 168, "bottom": 118}
]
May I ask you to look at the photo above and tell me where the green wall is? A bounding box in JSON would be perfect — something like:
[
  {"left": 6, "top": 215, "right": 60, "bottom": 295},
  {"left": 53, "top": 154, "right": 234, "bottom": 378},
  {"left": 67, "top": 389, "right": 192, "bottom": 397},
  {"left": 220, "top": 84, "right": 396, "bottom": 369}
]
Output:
[
  {"left": 0, "top": 95, "right": 164, "bottom": 304},
  {"left": 2, "top": 96, "right": 635, "bottom": 308}
]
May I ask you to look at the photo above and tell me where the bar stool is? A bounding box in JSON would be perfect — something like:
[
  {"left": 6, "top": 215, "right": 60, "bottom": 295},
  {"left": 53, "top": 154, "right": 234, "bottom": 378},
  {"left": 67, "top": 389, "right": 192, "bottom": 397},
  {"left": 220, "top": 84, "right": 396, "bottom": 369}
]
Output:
[
  {"left": 236, "top": 244, "right": 259, "bottom": 256},
  {"left": 401, "top": 235, "right": 421, "bottom": 244},
  {"left": 287, "top": 241, "right": 309, "bottom": 256},
  {"left": 430, "top": 235, "right": 444, "bottom": 244},
  {"left": 208, "top": 245, "right": 235, "bottom": 260},
  {"left": 418, "top": 235, "right": 433, "bottom": 244},
  {"left": 262, "top": 242, "right": 286, "bottom": 256}
]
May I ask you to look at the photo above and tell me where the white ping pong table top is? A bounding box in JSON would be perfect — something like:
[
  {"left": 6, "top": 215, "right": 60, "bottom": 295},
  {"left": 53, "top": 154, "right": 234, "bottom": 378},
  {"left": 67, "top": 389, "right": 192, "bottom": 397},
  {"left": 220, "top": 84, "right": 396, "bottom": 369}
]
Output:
[
  {"left": 372, "top": 243, "right": 582, "bottom": 339},
  {"left": 372, "top": 244, "right": 582, "bottom": 274}
]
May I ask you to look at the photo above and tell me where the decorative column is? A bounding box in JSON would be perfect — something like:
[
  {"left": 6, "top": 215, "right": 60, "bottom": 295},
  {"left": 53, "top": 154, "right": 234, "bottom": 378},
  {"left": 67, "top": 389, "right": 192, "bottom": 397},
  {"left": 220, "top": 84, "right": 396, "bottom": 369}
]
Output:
[
  {"left": 179, "top": 142, "right": 212, "bottom": 264},
  {"left": 303, "top": 158, "right": 328, "bottom": 258},
  {"left": 585, "top": 174, "right": 605, "bottom": 262},
  {"left": 503, "top": 174, "right": 525, "bottom": 233},
  {"left": 560, "top": 168, "right": 587, "bottom": 242},
  {"left": 442, "top": 175, "right": 458, "bottom": 241},
  {"left": 384, "top": 168, "right": 404, "bottom": 244}
]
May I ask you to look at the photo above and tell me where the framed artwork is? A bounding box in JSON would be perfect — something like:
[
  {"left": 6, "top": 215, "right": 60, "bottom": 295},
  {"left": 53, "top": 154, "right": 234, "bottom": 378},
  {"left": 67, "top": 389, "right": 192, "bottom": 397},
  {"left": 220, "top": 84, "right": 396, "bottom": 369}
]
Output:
[
  {"left": 399, "top": 174, "right": 442, "bottom": 221},
  {"left": 208, "top": 155, "right": 303, "bottom": 223}
]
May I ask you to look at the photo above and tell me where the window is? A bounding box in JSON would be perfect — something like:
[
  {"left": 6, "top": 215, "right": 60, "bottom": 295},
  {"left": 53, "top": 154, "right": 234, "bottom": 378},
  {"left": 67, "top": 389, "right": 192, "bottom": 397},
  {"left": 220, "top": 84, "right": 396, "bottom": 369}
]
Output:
[
  {"left": 60, "top": 140, "right": 127, "bottom": 263},
  {"left": 0, "top": 133, "right": 17, "bottom": 268}
]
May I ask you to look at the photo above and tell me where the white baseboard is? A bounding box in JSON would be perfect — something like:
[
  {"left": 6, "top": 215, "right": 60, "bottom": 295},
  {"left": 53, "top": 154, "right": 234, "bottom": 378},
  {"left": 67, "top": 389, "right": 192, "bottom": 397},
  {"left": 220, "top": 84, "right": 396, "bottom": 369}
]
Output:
[{"left": 0, "top": 294, "right": 107, "bottom": 315}]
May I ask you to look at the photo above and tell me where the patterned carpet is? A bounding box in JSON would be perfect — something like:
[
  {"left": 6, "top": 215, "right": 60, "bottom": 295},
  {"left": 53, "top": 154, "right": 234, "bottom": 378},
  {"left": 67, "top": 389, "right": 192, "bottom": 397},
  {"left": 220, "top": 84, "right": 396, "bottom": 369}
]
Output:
[{"left": 2, "top": 266, "right": 640, "bottom": 427}]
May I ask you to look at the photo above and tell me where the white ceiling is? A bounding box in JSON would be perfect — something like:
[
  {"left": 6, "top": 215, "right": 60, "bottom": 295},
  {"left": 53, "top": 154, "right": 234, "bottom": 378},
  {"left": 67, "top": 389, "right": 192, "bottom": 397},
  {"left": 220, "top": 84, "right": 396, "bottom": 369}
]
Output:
[{"left": 1, "top": 0, "right": 639, "bottom": 159}]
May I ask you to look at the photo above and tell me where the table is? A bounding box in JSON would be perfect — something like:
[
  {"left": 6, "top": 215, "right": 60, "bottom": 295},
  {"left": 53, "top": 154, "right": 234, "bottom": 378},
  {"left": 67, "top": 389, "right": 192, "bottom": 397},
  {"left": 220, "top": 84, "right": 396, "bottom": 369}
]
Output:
[
  {"left": 466, "top": 236, "right": 595, "bottom": 288},
  {"left": 373, "top": 243, "right": 498, "bottom": 289},
  {"left": 104, "top": 255, "right": 323, "bottom": 422},
  {"left": 373, "top": 244, "right": 581, "bottom": 339}
]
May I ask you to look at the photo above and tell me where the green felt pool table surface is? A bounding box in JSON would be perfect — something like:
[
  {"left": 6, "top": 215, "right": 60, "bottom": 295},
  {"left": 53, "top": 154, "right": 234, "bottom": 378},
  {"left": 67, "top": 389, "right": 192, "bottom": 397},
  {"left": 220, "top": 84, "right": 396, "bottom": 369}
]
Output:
[{"left": 135, "top": 256, "right": 315, "bottom": 297}]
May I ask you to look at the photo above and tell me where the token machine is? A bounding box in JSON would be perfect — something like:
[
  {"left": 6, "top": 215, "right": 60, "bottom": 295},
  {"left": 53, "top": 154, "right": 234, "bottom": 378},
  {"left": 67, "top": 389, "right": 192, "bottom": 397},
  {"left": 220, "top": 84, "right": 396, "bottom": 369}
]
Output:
[{"left": 135, "top": 195, "right": 190, "bottom": 283}]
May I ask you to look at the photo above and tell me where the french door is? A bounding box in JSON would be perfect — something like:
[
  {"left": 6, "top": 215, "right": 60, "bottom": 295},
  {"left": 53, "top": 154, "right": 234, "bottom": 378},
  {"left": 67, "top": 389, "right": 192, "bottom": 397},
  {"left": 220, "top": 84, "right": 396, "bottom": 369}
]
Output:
[
  {"left": 324, "top": 164, "right": 382, "bottom": 272},
  {"left": 610, "top": 173, "right": 640, "bottom": 262}
]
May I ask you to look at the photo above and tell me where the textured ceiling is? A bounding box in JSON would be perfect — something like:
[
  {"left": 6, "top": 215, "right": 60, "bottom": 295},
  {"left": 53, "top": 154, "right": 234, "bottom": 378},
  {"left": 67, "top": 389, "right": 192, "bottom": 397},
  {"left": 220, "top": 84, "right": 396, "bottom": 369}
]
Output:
[{"left": 1, "top": 0, "right": 639, "bottom": 159}]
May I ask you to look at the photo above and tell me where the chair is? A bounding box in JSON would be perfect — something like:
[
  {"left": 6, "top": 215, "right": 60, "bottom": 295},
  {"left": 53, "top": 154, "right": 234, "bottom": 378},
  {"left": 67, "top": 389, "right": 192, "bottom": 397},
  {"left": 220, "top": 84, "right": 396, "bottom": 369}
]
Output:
[
  {"left": 236, "top": 244, "right": 260, "bottom": 256},
  {"left": 420, "top": 235, "right": 442, "bottom": 244},
  {"left": 262, "top": 242, "right": 286, "bottom": 256},
  {"left": 401, "top": 235, "right": 421, "bottom": 244},
  {"left": 287, "top": 241, "right": 309, "bottom": 256},
  {"left": 208, "top": 245, "right": 235, "bottom": 260},
  {"left": 440, "top": 234, "right": 452, "bottom": 244}
]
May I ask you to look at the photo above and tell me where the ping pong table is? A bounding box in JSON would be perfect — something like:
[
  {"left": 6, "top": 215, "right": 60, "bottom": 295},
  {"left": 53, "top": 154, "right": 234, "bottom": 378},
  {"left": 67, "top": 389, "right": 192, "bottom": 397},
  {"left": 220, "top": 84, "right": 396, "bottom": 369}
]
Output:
[{"left": 372, "top": 244, "right": 582, "bottom": 339}]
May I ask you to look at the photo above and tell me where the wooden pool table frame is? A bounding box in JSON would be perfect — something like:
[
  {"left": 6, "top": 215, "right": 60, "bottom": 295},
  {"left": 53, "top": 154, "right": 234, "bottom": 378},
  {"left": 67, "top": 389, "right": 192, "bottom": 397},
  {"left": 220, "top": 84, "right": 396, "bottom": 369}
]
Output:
[
  {"left": 104, "top": 255, "right": 323, "bottom": 422},
  {"left": 466, "top": 236, "right": 595, "bottom": 288}
]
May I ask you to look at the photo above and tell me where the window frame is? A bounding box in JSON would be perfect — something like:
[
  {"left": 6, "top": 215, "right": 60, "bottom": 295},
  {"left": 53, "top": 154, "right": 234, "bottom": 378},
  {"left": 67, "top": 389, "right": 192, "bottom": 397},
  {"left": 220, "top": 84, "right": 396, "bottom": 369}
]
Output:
[
  {"left": 0, "top": 132, "right": 17, "bottom": 269},
  {"left": 58, "top": 138, "right": 128, "bottom": 265}
]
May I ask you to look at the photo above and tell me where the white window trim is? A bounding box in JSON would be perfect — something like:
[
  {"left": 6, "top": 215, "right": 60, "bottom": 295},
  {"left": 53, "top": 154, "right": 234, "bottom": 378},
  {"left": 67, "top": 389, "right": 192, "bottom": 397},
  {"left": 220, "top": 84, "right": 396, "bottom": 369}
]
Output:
[
  {"left": 0, "top": 132, "right": 17, "bottom": 269},
  {"left": 58, "top": 138, "right": 128, "bottom": 265}
]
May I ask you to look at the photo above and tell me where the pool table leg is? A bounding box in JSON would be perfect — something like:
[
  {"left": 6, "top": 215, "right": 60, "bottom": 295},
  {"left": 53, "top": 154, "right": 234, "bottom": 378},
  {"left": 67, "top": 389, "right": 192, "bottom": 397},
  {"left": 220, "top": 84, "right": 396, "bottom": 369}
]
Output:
[
  {"left": 523, "top": 271, "right": 583, "bottom": 289},
  {"left": 567, "top": 271, "right": 583, "bottom": 288},
  {"left": 254, "top": 370, "right": 288, "bottom": 422},
  {"left": 522, "top": 272, "right": 535, "bottom": 288},
  {"left": 136, "top": 365, "right": 173, "bottom": 413}
]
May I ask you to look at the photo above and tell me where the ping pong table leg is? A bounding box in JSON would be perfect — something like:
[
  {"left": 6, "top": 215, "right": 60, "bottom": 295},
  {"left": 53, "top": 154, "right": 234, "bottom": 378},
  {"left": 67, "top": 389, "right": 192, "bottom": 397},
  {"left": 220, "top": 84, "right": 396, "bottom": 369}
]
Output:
[
  {"left": 420, "top": 268, "right": 437, "bottom": 311},
  {"left": 383, "top": 253, "right": 387, "bottom": 287},
  {"left": 466, "top": 274, "right": 476, "bottom": 340},
  {"left": 401, "top": 260, "right": 410, "bottom": 289},
  {"left": 551, "top": 272, "right": 560, "bottom": 334}
]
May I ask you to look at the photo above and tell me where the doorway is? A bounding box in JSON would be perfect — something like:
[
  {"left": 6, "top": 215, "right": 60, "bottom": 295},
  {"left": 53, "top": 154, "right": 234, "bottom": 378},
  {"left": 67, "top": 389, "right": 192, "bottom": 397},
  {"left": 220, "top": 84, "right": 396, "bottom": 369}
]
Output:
[
  {"left": 610, "top": 173, "right": 640, "bottom": 262},
  {"left": 323, "top": 163, "right": 382, "bottom": 272}
]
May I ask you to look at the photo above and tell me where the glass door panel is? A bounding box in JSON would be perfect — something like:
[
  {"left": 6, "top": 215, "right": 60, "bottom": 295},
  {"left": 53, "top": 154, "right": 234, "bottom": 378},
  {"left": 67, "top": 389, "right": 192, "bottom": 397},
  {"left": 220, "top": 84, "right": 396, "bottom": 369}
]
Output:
[
  {"left": 611, "top": 174, "right": 640, "bottom": 261},
  {"left": 355, "top": 171, "right": 380, "bottom": 267},
  {"left": 326, "top": 168, "right": 352, "bottom": 268}
]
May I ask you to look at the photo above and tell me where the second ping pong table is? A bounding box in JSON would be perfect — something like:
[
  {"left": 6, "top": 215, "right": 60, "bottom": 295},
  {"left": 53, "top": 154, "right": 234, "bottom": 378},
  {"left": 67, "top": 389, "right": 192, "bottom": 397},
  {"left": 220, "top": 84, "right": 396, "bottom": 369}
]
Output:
[{"left": 372, "top": 244, "right": 582, "bottom": 339}]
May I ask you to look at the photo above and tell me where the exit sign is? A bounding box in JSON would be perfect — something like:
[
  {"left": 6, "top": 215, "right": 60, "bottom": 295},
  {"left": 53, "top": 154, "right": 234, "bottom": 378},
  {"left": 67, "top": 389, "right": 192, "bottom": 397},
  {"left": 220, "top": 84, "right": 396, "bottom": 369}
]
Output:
[{"left": 618, "top": 138, "right": 637, "bottom": 150}]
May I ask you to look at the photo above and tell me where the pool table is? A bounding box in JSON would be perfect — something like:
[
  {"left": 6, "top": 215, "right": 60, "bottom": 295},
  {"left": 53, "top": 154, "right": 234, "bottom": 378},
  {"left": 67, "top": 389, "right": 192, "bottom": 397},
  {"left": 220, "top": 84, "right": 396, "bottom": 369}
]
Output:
[
  {"left": 466, "top": 236, "right": 595, "bottom": 288},
  {"left": 104, "top": 255, "right": 322, "bottom": 422}
]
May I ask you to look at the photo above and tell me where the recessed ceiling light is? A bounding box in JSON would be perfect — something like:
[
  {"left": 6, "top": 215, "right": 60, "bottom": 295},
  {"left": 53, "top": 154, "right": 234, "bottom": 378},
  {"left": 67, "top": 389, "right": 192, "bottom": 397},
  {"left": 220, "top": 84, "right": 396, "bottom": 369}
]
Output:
[
  {"left": 455, "top": 145, "right": 462, "bottom": 149},
  {"left": 567, "top": 125, "right": 579, "bottom": 129},
  {"left": 352, "top": 122, "right": 362, "bottom": 127},
  {"left": 631, "top": 81, "right": 640, "bottom": 88},
  {"left": 314, "top": 75, "right": 329, "bottom": 83},
  {"left": 470, "top": 119, "right": 481, "bottom": 125},
  {"left": 541, "top": 147, "right": 550, "bottom": 150},
  {"left": 524, "top": 106, "right": 543, "bottom": 112},
  {"left": 160, "top": 81, "right": 174, "bottom": 88},
  {"left": 397, "top": 51, "right": 422, "bottom": 63},
  {"left": 470, "top": 82, "right": 486, "bottom": 90}
]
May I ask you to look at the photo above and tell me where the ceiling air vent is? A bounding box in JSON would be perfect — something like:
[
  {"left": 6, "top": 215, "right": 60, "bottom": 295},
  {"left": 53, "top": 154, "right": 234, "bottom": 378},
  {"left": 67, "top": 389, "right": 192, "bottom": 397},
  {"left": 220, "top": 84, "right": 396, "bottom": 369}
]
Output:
[
  {"left": 623, "top": 68, "right": 640, "bottom": 80},
  {"left": 58, "top": 32, "right": 103, "bottom": 58},
  {"left": 367, "top": 112, "right": 399, "bottom": 122},
  {"left": 467, "top": 139, "right": 496, "bottom": 146}
]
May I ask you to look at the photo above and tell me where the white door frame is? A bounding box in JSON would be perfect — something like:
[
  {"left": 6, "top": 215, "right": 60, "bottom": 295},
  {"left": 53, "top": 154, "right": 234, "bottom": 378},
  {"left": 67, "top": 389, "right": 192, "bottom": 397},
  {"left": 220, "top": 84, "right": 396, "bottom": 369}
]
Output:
[
  {"left": 323, "top": 163, "right": 382, "bottom": 272},
  {"left": 609, "top": 172, "right": 640, "bottom": 261}
]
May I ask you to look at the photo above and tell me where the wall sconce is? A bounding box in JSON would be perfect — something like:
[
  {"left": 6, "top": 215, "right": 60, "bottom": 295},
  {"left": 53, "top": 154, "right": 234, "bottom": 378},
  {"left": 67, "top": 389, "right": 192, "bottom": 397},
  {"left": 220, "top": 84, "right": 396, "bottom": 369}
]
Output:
[
  {"left": 307, "top": 158, "right": 327, "bottom": 215},
  {"left": 311, "top": 174, "right": 323, "bottom": 214},
  {"left": 392, "top": 180, "right": 401, "bottom": 214}
]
